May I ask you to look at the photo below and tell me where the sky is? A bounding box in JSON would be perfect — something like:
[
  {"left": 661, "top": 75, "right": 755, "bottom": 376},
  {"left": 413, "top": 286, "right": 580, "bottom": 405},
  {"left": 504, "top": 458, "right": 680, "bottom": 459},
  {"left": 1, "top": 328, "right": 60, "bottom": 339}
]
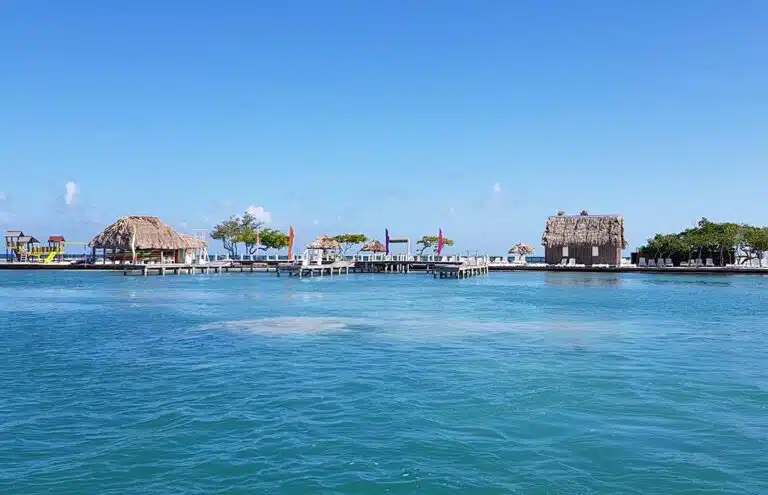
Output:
[{"left": 1, "top": 1, "right": 766, "bottom": 254}]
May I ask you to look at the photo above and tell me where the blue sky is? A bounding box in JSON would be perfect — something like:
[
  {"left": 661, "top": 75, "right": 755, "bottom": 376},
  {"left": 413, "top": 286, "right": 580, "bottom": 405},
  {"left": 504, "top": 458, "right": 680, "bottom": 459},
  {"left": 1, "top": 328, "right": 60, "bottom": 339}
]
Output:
[{"left": 1, "top": 1, "right": 765, "bottom": 254}]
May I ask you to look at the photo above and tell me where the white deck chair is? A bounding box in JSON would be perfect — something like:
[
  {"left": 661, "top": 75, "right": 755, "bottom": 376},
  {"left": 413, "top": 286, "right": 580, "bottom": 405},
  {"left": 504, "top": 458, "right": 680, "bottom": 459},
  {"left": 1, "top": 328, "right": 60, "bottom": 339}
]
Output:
[
  {"left": 665, "top": 258, "right": 674, "bottom": 267},
  {"left": 559, "top": 258, "right": 568, "bottom": 266},
  {"left": 647, "top": 259, "right": 656, "bottom": 268},
  {"left": 637, "top": 257, "right": 647, "bottom": 267},
  {"left": 567, "top": 258, "right": 576, "bottom": 267},
  {"left": 705, "top": 258, "right": 715, "bottom": 267}
]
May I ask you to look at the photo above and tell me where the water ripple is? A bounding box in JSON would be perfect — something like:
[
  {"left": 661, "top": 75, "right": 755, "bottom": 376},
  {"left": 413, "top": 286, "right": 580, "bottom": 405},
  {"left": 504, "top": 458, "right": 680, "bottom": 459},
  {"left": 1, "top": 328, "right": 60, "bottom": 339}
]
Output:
[{"left": 0, "top": 271, "right": 766, "bottom": 493}]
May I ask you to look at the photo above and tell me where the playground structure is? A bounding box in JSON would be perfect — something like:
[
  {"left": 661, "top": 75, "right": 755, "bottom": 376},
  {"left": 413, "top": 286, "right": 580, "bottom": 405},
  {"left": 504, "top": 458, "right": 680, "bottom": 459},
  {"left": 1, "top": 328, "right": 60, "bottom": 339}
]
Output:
[{"left": 4, "top": 231, "right": 88, "bottom": 263}]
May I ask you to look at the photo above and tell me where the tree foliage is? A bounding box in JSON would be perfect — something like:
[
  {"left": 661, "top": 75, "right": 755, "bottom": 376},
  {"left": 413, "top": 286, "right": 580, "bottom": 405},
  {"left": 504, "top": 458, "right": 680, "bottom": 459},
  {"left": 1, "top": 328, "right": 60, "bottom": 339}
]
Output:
[
  {"left": 416, "top": 235, "right": 455, "bottom": 255},
  {"left": 332, "top": 233, "right": 368, "bottom": 255},
  {"left": 211, "top": 216, "right": 242, "bottom": 256},
  {"left": 260, "top": 228, "right": 290, "bottom": 251},
  {"left": 211, "top": 210, "right": 288, "bottom": 256},
  {"left": 638, "top": 218, "right": 768, "bottom": 266}
]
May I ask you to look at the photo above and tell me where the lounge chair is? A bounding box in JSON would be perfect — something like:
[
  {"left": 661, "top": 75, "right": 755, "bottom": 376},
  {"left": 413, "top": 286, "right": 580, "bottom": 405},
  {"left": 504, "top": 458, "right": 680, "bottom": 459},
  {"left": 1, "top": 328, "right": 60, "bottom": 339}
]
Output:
[
  {"left": 637, "top": 257, "right": 647, "bottom": 268},
  {"left": 664, "top": 258, "right": 673, "bottom": 267},
  {"left": 706, "top": 258, "right": 715, "bottom": 267},
  {"left": 567, "top": 258, "right": 576, "bottom": 267},
  {"left": 559, "top": 258, "right": 568, "bottom": 266},
  {"left": 647, "top": 259, "right": 656, "bottom": 268}
]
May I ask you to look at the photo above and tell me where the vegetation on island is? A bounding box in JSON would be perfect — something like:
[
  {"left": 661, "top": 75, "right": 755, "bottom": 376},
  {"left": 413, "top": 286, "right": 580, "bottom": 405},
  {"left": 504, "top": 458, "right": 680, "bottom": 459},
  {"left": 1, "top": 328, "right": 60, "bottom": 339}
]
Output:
[
  {"left": 638, "top": 218, "right": 768, "bottom": 266},
  {"left": 416, "top": 235, "right": 454, "bottom": 255},
  {"left": 332, "top": 234, "right": 368, "bottom": 255},
  {"left": 211, "top": 211, "right": 289, "bottom": 257}
]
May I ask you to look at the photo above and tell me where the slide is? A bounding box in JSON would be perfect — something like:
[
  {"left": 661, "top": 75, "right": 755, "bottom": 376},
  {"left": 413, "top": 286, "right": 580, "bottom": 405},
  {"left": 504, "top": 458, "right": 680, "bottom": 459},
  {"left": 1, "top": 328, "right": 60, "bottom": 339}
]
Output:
[{"left": 44, "top": 251, "right": 57, "bottom": 264}]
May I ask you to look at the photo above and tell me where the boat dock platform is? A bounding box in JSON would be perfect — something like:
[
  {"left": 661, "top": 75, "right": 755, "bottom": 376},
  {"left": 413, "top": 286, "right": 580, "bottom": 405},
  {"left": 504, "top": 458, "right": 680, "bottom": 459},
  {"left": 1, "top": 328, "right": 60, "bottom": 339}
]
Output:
[
  {"left": 277, "top": 260, "right": 355, "bottom": 278},
  {"left": 432, "top": 261, "right": 490, "bottom": 279},
  {"left": 122, "top": 262, "right": 270, "bottom": 276}
]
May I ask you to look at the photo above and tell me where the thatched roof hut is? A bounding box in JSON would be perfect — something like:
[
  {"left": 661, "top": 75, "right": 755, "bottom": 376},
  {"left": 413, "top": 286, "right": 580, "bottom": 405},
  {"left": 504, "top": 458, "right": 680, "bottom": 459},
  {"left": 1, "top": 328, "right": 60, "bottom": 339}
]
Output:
[
  {"left": 541, "top": 214, "right": 626, "bottom": 249},
  {"left": 90, "top": 216, "right": 206, "bottom": 250},
  {"left": 541, "top": 214, "right": 626, "bottom": 265},
  {"left": 307, "top": 235, "right": 340, "bottom": 251},
  {"left": 360, "top": 240, "right": 386, "bottom": 253}
]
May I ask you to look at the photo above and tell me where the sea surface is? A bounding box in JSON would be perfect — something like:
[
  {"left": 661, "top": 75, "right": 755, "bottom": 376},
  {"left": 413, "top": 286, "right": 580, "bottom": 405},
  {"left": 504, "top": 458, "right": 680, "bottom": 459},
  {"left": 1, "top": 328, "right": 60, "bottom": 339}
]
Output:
[{"left": 1, "top": 271, "right": 766, "bottom": 494}]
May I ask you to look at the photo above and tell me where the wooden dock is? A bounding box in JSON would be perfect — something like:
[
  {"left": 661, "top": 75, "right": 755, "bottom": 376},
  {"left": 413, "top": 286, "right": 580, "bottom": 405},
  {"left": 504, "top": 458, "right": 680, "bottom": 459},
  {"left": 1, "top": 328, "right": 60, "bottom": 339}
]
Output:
[
  {"left": 432, "top": 261, "right": 489, "bottom": 279},
  {"left": 277, "top": 260, "right": 355, "bottom": 278},
  {"left": 122, "top": 262, "right": 271, "bottom": 276}
]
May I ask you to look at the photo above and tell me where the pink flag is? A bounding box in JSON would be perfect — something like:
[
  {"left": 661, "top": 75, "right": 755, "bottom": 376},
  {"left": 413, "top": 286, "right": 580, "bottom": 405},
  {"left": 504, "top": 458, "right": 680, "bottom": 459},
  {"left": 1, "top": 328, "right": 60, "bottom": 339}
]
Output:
[{"left": 437, "top": 229, "right": 444, "bottom": 256}]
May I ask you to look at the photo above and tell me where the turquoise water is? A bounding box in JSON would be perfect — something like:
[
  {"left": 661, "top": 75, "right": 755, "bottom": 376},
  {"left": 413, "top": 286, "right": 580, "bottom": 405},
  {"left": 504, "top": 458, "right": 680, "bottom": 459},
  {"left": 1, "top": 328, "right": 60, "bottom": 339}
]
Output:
[{"left": 1, "top": 271, "right": 766, "bottom": 493}]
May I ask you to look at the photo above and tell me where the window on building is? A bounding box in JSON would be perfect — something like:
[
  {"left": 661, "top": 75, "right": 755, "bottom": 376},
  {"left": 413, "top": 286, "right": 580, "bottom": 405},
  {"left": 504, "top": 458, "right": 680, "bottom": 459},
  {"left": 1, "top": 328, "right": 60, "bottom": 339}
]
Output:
[
  {"left": 562, "top": 246, "right": 569, "bottom": 257},
  {"left": 592, "top": 246, "right": 599, "bottom": 257}
]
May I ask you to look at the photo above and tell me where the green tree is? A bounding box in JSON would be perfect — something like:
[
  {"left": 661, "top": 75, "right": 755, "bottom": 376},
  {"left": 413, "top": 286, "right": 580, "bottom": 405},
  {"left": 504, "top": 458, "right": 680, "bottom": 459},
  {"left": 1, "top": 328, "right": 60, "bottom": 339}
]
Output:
[
  {"left": 743, "top": 226, "right": 768, "bottom": 266},
  {"left": 211, "top": 216, "right": 242, "bottom": 256},
  {"left": 260, "top": 228, "right": 290, "bottom": 252},
  {"left": 332, "top": 233, "right": 368, "bottom": 255},
  {"left": 416, "top": 235, "right": 455, "bottom": 255},
  {"left": 236, "top": 211, "right": 266, "bottom": 255}
]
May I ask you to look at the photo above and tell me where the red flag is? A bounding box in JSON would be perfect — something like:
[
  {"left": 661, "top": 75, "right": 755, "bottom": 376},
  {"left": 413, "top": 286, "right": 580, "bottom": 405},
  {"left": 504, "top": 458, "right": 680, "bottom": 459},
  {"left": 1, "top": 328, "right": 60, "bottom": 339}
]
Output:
[
  {"left": 288, "top": 226, "right": 295, "bottom": 260},
  {"left": 437, "top": 228, "right": 444, "bottom": 256}
]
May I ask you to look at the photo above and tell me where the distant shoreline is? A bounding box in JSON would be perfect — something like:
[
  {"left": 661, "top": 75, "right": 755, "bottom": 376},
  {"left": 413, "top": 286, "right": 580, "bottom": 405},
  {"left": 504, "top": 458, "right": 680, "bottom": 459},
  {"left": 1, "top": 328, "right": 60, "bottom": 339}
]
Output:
[{"left": 1, "top": 260, "right": 766, "bottom": 276}]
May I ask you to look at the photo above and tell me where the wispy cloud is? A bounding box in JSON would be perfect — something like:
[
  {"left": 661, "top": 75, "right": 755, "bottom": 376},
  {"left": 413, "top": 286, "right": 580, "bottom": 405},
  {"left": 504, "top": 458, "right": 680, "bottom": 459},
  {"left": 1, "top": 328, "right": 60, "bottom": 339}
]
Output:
[
  {"left": 65, "top": 182, "right": 79, "bottom": 207},
  {"left": 449, "top": 207, "right": 455, "bottom": 215},
  {"left": 493, "top": 183, "right": 501, "bottom": 194},
  {"left": 245, "top": 205, "right": 272, "bottom": 223},
  {"left": 313, "top": 219, "right": 319, "bottom": 225},
  {"left": 0, "top": 192, "right": 6, "bottom": 202}
]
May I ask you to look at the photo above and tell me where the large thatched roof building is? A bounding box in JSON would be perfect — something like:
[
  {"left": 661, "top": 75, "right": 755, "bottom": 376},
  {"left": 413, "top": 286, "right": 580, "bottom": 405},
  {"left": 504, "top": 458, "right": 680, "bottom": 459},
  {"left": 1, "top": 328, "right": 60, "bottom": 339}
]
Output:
[
  {"left": 90, "top": 216, "right": 205, "bottom": 264},
  {"left": 541, "top": 213, "right": 626, "bottom": 266}
]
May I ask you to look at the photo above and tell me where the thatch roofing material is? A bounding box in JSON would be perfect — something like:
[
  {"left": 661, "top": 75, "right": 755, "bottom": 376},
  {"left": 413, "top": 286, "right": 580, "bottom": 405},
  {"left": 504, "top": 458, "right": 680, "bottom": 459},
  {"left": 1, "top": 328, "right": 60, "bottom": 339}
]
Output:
[
  {"left": 360, "top": 240, "right": 386, "bottom": 253},
  {"left": 307, "top": 235, "right": 340, "bottom": 250},
  {"left": 541, "top": 215, "right": 626, "bottom": 248},
  {"left": 90, "top": 216, "right": 206, "bottom": 250}
]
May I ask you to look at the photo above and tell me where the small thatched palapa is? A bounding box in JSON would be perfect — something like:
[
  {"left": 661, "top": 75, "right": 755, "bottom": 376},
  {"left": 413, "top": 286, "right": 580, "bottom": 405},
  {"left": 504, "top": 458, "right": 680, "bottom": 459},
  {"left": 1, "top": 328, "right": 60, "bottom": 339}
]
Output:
[
  {"left": 541, "top": 214, "right": 626, "bottom": 266},
  {"left": 360, "top": 240, "right": 386, "bottom": 253},
  {"left": 90, "top": 216, "right": 206, "bottom": 251},
  {"left": 307, "top": 235, "right": 340, "bottom": 251}
]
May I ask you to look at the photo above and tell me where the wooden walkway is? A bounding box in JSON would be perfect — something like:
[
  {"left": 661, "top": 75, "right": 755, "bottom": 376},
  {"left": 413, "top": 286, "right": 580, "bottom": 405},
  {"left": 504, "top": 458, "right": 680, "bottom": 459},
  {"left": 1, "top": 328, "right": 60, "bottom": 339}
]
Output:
[
  {"left": 432, "top": 261, "right": 489, "bottom": 279},
  {"left": 123, "top": 262, "right": 270, "bottom": 276},
  {"left": 277, "top": 261, "right": 355, "bottom": 278}
]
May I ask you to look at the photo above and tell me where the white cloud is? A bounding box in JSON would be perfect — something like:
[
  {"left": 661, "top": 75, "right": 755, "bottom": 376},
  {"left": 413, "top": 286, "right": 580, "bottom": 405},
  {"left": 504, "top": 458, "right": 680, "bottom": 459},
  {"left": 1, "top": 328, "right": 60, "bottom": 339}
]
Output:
[
  {"left": 0, "top": 192, "right": 6, "bottom": 201},
  {"left": 493, "top": 183, "right": 501, "bottom": 193},
  {"left": 65, "top": 182, "right": 79, "bottom": 207},
  {"left": 245, "top": 205, "right": 272, "bottom": 223},
  {"left": 313, "top": 219, "right": 319, "bottom": 225},
  {"left": 179, "top": 221, "right": 188, "bottom": 229},
  {"left": 449, "top": 207, "right": 455, "bottom": 215}
]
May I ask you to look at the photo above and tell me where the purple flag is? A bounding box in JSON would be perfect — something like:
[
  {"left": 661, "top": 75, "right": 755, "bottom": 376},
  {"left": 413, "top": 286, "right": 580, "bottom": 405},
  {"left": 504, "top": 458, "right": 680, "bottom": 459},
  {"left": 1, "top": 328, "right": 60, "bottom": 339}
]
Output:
[{"left": 385, "top": 229, "right": 390, "bottom": 255}]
